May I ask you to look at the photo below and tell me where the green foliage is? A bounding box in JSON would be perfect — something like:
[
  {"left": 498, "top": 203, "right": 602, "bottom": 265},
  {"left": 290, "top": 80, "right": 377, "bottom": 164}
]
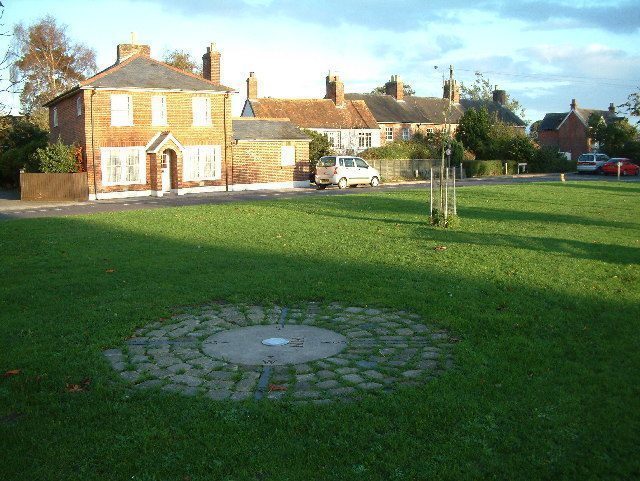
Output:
[
  {"left": 455, "top": 107, "right": 492, "bottom": 158},
  {"left": 620, "top": 88, "right": 639, "bottom": 123},
  {"left": 371, "top": 84, "right": 416, "bottom": 96},
  {"left": 31, "top": 139, "right": 79, "bottom": 173},
  {"left": 0, "top": 117, "right": 48, "bottom": 186},
  {"left": 162, "top": 49, "right": 201, "bottom": 75},
  {"left": 430, "top": 209, "right": 460, "bottom": 228},
  {"left": 529, "top": 147, "right": 573, "bottom": 173},
  {"left": 301, "top": 129, "right": 333, "bottom": 165},
  {"left": 460, "top": 71, "right": 527, "bottom": 120},
  {"left": 462, "top": 160, "right": 517, "bottom": 177},
  {"left": 589, "top": 114, "right": 638, "bottom": 157}
]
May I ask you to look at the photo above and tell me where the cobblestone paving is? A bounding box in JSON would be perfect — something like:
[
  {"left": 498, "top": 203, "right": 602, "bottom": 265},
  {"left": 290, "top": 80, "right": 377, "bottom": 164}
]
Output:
[{"left": 103, "top": 303, "right": 455, "bottom": 403}]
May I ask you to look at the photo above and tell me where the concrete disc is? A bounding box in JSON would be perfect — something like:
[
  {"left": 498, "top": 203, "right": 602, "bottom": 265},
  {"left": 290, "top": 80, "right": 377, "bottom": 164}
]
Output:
[{"left": 202, "top": 324, "right": 348, "bottom": 366}]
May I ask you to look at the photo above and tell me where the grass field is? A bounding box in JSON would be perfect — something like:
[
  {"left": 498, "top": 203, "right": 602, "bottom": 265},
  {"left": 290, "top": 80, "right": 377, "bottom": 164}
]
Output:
[{"left": 1, "top": 181, "right": 639, "bottom": 480}]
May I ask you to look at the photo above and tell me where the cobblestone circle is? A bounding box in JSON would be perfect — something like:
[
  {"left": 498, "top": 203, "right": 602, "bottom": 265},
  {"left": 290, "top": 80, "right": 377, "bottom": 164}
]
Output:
[{"left": 103, "top": 303, "right": 455, "bottom": 403}]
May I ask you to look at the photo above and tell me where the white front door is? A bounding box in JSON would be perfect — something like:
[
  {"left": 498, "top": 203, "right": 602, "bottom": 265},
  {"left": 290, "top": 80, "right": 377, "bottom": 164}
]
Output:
[{"left": 161, "top": 153, "right": 171, "bottom": 192}]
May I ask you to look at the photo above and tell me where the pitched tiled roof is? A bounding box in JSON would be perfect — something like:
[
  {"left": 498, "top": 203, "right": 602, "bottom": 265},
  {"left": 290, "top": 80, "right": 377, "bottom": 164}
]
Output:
[
  {"left": 245, "top": 98, "right": 379, "bottom": 129},
  {"left": 232, "top": 118, "right": 311, "bottom": 141},
  {"left": 44, "top": 54, "right": 232, "bottom": 106},
  {"left": 539, "top": 113, "right": 567, "bottom": 131},
  {"left": 459, "top": 99, "right": 526, "bottom": 127},
  {"left": 345, "top": 93, "right": 523, "bottom": 126},
  {"left": 539, "top": 108, "right": 621, "bottom": 131}
]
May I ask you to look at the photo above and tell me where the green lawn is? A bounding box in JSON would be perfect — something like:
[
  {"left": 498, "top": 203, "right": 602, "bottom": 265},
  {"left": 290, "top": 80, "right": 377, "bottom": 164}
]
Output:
[{"left": 1, "top": 181, "right": 639, "bottom": 480}]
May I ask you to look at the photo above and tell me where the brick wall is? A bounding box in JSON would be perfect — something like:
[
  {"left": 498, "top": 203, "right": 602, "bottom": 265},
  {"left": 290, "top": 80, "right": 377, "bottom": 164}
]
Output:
[
  {"left": 232, "top": 140, "right": 310, "bottom": 185},
  {"left": 538, "top": 112, "right": 591, "bottom": 161},
  {"left": 50, "top": 89, "right": 232, "bottom": 195}
]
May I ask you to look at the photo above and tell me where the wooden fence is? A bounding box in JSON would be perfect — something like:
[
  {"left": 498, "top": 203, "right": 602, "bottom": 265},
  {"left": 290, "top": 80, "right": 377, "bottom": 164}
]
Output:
[
  {"left": 366, "top": 159, "right": 441, "bottom": 180},
  {"left": 20, "top": 172, "right": 89, "bottom": 201}
]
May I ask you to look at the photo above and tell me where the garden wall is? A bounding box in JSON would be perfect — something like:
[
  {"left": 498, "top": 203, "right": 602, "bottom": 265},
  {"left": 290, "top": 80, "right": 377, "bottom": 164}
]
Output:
[
  {"left": 20, "top": 172, "right": 89, "bottom": 201},
  {"left": 366, "top": 159, "right": 441, "bottom": 180}
]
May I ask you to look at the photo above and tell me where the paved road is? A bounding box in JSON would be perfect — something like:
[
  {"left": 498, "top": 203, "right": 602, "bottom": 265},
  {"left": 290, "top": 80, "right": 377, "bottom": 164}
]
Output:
[{"left": 1, "top": 173, "right": 637, "bottom": 221}]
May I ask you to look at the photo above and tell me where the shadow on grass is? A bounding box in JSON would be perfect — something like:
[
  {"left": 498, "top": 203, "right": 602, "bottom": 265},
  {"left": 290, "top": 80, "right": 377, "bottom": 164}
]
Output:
[
  {"left": 0, "top": 202, "right": 638, "bottom": 481},
  {"left": 546, "top": 181, "right": 640, "bottom": 194}
]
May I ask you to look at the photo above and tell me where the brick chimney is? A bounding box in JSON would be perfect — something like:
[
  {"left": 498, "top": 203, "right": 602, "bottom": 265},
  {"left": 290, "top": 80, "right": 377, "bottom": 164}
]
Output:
[
  {"left": 609, "top": 102, "right": 616, "bottom": 114},
  {"left": 385, "top": 75, "right": 404, "bottom": 101},
  {"left": 443, "top": 79, "right": 460, "bottom": 103},
  {"left": 202, "top": 42, "right": 221, "bottom": 85},
  {"left": 325, "top": 73, "right": 345, "bottom": 107},
  {"left": 493, "top": 86, "right": 507, "bottom": 105},
  {"left": 247, "top": 72, "right": 258, "bottom": 100},
  {"left": 116, "top": 33, "right": 150, "bottom": 63},
  {"left": 571, "top": 99, "right": 578, "bottom": 110}
]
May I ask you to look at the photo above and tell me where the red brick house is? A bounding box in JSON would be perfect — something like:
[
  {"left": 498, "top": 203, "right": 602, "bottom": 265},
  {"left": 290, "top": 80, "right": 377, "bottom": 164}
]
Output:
[
  {"left": 241, "top": 72, "right": 380, "bottom": 154},
  {"left": 346, "top": 76, "right": 526, "bottom": 145},
  {"left": 44, "top": 42, "right": 236, "bottom": 199},
  {"left": 538, "top": 99, "right": 621, "bottom": 160}
]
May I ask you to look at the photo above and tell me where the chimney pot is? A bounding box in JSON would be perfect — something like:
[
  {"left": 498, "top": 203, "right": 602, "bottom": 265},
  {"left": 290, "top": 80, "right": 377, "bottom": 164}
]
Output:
[
  {"left": 609, "top": 102, "right": 616, "bottom": 114},
  {"left": 493, "top": 88, "right": 507, "bottom": 105},
  {"left": 443, "top": 79, "right": 460, "bottom": 103},
  {"left": 571, "top": 99, "right": 578, "bottom": 110},
  {"left": 325, "top": 73, "right": 345, "bottom": 107},
  {"left": 385, "top": 74, "right": 404, "bottom": 101},
  {"left": 203, "top": 42, "right": 221, "bottom": 85},
  {"left": 116, "top": 40, "right": 151, "bottom": 63},
  {"left": 247, "top": 72, "right": 258, "bottom": 100}
]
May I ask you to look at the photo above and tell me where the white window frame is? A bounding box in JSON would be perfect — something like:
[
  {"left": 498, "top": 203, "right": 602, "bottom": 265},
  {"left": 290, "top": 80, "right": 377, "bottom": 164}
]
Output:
[
  {"left": 281, "top": 145, "right": 296, "bottom": 166},
  {"left": 100, "top": 147, "right": 146, "bottom": 186},
  {"left": 52, "top": 107, "right": 58, "bottom": 127},
  {"left": 192, "top": 97, "right": 212, "bottom": 126},
  {"left": 426, "top": 127, "right": 435, "bottom": 134},
  {"left": 358, "top": 132, "right": 372, "bottom": 149},
  {"left": 111, "top": 94, "right": 133, "bottom": 127},
  {"left": 402, "top": 128, "right": 410, "bottom": 140},
  {"left": 76, "top": 97, "right": 82, "bottom": 117},
  {"left": 152, "top": 96, "right": 167, "bottom": 126},
  {"left": 385, "top": 126, "right": 394, "bottom": 141},
  {"left": 183, "top": 145, "right": 222, "bottom": 181}
]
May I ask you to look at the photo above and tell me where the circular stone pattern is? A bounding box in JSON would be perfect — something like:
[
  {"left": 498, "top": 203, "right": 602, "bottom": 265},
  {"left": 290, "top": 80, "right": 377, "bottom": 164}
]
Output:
[
  {"left": 103, "top": 303, "right": 455, "bottom": 403},
  {"left": 203, "top": 325, "right": 347, "bottom": 366}
]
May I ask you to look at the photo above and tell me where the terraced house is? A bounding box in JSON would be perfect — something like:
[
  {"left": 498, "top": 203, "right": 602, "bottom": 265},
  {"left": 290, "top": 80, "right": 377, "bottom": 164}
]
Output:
[
  {"left": 347, "top": 75, "right": 526, "bottom": 145},
  {"left": 241, "top": 72, "right": 380, "bottom": 154},
  {"left": 45, "top": 41, "right": 235, "bottom": 199}
]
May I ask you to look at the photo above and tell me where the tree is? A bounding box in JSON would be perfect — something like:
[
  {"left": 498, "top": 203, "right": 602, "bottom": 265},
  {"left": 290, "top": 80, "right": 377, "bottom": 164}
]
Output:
[
  {"left": 10, "top": 15, "right": 96, "bottom": 126},
  {"left": 0, "top": 6, "right": 20, "bottom": 115},
  {"left": 162, "top": 49, "right": 201, "bottom": 75},
  {"left": 0, "top": 117, "right": 48, "bottom": 186},
  {"left": 301, "top": 129, "right": 333, "bottom": 165},
  {"left": 588, "top": 113, "right": 638, "bottom": 157},
  {"left": 31, "top": 139, "right": 79, "bottom": 173},
  {"left": 460, "top": 71, "right": 526, "bottom": 120},
  {"left": 620, "top": 88, "right": 639, "bottom": 124},
  {"left": 528, "top": 120, "right": 541, "bottom": 141},
  {"left": 370, "top": 84, "right": 416, "bottom": 96},
  {"left": 455, "top": 107, "right": 492, "bottom": 158}
]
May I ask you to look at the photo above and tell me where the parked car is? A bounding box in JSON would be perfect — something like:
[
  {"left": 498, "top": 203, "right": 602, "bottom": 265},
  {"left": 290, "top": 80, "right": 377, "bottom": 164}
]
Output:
[
  {"left": 576, "top": 153, "right": 610, "bottom": 173},
  {"left": 601, "top": 158, "right": 640, "bottom": 176},
  {"left": 315, "top": 156, "right": 381, "bottom": 189}
]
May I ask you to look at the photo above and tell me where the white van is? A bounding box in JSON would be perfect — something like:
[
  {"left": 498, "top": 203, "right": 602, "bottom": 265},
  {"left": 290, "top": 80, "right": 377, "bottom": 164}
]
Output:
[{"left": 315, "top": 156, "right": 381, "bottom": 189}]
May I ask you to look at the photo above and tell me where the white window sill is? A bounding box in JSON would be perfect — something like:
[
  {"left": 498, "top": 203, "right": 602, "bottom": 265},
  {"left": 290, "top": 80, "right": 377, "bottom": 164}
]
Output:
[{"left": 102, "top": 181, "right": 146, "bottom": 187}]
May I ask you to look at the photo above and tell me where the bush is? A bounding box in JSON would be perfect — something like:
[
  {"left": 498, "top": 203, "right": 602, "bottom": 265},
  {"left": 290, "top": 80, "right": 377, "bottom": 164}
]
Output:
[
  {"left": 0, "top": 118, "right": 48, "bottom": 187},
  {"left": 528, "top": 148, "right": 573, "bottom": 173},
  {"left": 360, "top": 140, "right": 432, "bottom": 160},
  {"left": 462, "top": 160, "right": 518, "bottom": 177},
  {"left": 31, "top": 140, "right": 79, "bottom": 173}
]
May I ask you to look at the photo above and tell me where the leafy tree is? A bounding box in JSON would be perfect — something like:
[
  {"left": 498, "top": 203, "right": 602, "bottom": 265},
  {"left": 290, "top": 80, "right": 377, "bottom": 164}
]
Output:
[
  {"left": 455, "top": 107, "right": 492, "bottom": 158},
  {"left": 31, "top": 139, "right": 79, "bottom": 173},
  {"left": 0, "top": 117, "right": 48, "bottom": 186},
  {"left": 460, "top": 71, "right": 526, "bottom": 120},
  {"left": 0, "top": 6, "right": 19, "bottom": 115},
  {"left": 620, "top": 88, "right": 639, "bottom": 123},
  {"left": 371, "top": 83, "right": 416, "bottom": 96},
  {"left": 588, "top": 113, "right": 638, "bottom": 157},
  {"left": 162, "top": 49, "right": 201, "bottom": 75},
  {"left": 301, "top": 129, "right": 333, "bottom": 165},
  {"left": 528, "top": 120, "right": 541, "bottom": 141},
  {"left": 10, "top": 15, "right": 96, "bottom": 126}
]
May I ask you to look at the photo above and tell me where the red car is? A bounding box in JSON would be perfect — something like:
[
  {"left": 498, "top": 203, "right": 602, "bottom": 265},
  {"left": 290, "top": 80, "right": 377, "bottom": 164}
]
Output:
[{"left": 601, "top": 158, "right": 640, "bottom": 176}]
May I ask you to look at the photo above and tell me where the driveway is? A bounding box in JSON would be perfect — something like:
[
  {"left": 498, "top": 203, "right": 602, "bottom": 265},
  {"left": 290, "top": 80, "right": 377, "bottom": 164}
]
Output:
[{"left": 1, "top": 173, "right": 637, "bottom": 221}]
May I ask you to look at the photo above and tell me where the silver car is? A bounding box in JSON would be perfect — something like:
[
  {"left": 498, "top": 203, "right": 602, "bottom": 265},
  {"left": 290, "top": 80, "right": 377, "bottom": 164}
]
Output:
[
  {"left": 577, "top": 153, "right": 610, "bottom": 173},
  {"left": 315, "top": 156, "right": 381, "bottom": 189}
]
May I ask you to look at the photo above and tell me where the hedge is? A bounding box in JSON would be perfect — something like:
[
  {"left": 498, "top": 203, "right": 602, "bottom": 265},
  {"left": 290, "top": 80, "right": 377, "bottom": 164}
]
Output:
[{"left": 462, "top": 160, "right": 518, "bottom": 177}]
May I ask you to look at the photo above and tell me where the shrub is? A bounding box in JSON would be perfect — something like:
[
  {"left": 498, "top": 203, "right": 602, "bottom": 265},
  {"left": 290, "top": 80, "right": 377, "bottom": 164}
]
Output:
[
  {"left": 462, "top": 160, "right": 518, "bottom": 177},
  {"left": 31, "top": 140, "right": 79, "bottom": 173},
  {"left": 0, "top": 118, "right": 48, "bottom": 187},
  {"left": 528, "top": 148, "right": 573, "bottom": 173}
]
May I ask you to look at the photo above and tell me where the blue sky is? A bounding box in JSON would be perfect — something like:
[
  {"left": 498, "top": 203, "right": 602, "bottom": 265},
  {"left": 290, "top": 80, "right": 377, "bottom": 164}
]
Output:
[{"left": 2, "top": 0, "right": 640, "bottom": 123}]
